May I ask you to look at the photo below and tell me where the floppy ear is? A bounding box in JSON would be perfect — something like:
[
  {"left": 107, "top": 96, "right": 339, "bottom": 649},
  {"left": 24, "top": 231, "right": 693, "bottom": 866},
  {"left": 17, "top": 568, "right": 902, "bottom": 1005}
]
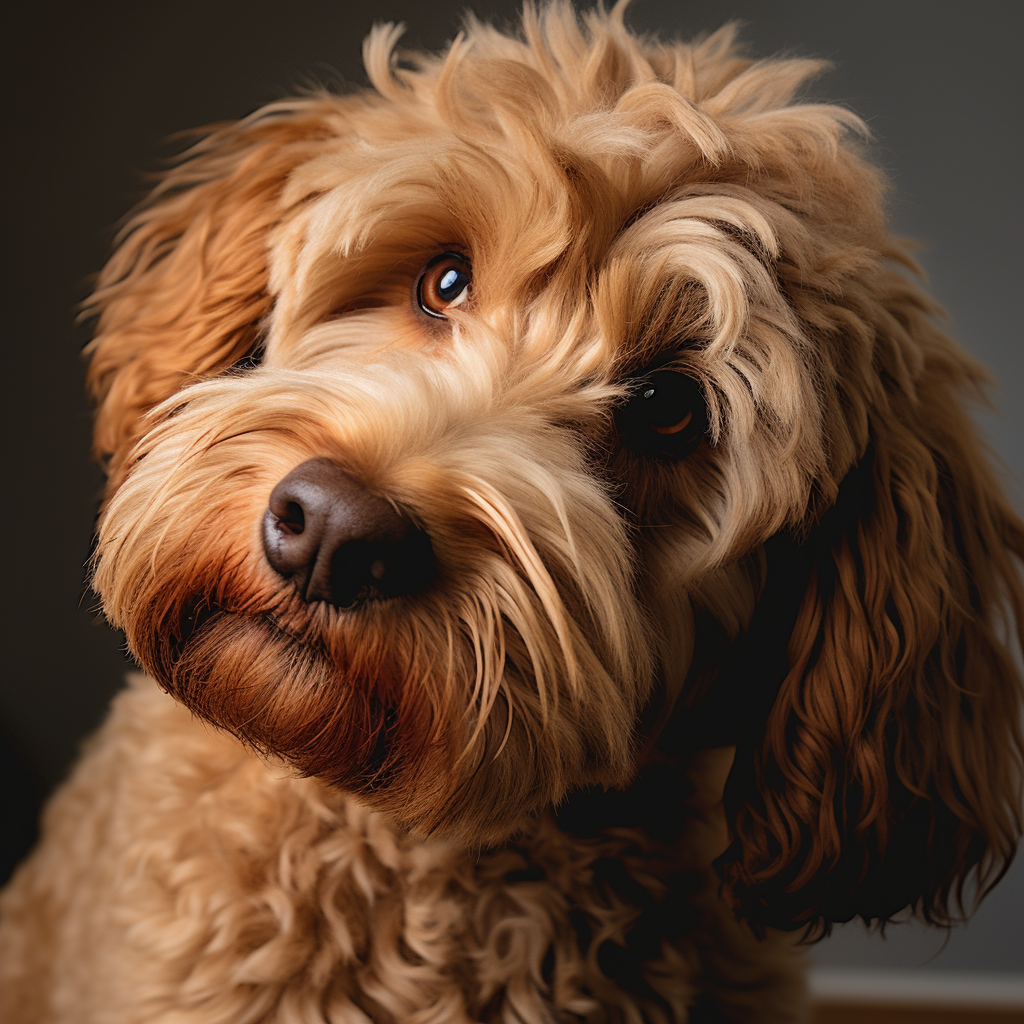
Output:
[
  {"left": 718, "top": 295, "right": 1024, "bottom": 931},
  {"left": 84, "top": 102, "right": 331, "bottom": 479}
]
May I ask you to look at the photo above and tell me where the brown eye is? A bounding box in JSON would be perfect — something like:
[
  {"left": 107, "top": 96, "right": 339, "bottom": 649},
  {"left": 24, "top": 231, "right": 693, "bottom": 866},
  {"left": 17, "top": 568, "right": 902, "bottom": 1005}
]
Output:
[
  {"left": 416, "top": 251, "right": 472, "bottom": 319},
  {"left": 615, "top": 367, "right": 708, "bottom": 459}
]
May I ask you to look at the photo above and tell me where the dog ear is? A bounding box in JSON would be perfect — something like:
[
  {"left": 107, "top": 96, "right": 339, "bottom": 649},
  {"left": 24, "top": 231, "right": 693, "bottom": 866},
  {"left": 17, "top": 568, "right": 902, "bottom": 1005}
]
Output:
[
  {"left": 717, "top": 306, "right": 1024, "bottom": 932},
  {"left": 84, "top": 104, "right": 330, "bottom": 479}
]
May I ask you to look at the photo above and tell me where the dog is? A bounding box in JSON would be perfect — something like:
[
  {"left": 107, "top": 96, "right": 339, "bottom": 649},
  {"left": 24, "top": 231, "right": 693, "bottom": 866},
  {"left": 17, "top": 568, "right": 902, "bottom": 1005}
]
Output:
[{"left": 3, "top": 3, "right": 1022, "bottom": 1021}]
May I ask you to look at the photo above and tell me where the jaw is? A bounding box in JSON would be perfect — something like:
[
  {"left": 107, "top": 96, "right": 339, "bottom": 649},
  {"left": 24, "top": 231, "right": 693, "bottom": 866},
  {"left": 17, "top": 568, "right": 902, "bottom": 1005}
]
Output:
[
  {"left": 94, "top": 462, "right": 658, "bottom": 846},
  {"left": 126, "top": 600, "right": 652, "bottom": 845}
]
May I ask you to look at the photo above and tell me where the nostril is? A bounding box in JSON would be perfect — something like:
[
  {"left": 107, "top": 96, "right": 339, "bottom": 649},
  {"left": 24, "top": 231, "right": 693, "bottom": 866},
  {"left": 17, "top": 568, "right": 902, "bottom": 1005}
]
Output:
[
  {"left": 273, "top": 500, "right": 305, "bottom": 535},
  {"left": 262, "top": 503, "right": 318, "bottom": 582}
]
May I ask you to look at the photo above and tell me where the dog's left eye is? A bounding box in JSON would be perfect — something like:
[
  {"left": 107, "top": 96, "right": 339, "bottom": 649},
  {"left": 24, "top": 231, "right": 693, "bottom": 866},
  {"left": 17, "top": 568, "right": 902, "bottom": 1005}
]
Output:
[
  {"left": 416, "top": 252, "right": 472, "bottom": 319},
  {"left": 615, "top": 368, "right": 708, "bottom": 458}
]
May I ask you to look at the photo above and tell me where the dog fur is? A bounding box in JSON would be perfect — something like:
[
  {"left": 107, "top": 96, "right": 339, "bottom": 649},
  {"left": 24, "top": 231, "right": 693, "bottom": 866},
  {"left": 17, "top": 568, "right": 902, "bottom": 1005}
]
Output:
[{"left": 2, "top": 3, "right": 1023, "bottom": 1021}]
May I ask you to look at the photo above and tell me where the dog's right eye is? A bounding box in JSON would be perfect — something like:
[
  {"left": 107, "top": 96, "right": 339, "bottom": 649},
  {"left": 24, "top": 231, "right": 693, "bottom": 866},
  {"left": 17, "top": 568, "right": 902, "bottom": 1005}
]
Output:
[
  {"left": 416, "top": 252, "right": 472, "bottom": 319},
  {"left": 615, "top": 367, "right": 708, "bottom": 458}
]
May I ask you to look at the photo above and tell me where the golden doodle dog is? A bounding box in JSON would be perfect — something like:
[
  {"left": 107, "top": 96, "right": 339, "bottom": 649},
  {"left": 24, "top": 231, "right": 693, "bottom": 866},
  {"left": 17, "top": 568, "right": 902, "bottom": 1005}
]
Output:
[{"left": 3, "top": 3, "right": 1022, "bottom": 1021}]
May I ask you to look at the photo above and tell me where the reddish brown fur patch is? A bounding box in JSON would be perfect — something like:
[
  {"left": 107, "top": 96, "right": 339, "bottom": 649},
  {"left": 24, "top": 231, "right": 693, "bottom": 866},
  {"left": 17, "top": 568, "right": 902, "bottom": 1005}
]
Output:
[
  {"left": 84, "top": 106, "right": 338, "bottom": 479},
  {"left": 167, "top": 615, "right": 430, "bottom": 789}
]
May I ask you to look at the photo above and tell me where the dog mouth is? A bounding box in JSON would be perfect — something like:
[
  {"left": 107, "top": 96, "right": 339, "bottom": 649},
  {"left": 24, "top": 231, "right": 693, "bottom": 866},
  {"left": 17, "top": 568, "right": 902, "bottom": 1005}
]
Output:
[
  {"left": 154, "top": 597, "right": 418, "bottom": 794},
  {"left": 168, "top": 596, "right": 225, "bottom": 664},
  {"left": 170, "top": 595, "right": 309, "bottom": 663},
  {"left": 135, "top": 564, "right": 644, "bottom": 843}
]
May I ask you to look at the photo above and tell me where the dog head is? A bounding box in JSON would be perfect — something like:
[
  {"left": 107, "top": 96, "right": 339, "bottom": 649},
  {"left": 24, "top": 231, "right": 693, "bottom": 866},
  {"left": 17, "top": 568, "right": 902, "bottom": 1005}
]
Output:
[{"left": 87, "top": 3, "right": 1023, "bottom": 931}]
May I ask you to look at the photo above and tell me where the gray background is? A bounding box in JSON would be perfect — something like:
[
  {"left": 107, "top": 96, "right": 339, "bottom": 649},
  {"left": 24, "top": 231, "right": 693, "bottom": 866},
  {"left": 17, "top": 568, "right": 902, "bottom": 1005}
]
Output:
[{"left": 5, "top": 0, "right": 1021, "bottom": 975}]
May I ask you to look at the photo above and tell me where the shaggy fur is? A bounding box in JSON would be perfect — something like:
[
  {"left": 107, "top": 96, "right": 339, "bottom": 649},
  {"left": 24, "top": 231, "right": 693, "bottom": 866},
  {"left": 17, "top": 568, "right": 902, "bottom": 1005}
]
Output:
[{"left": 3, "top": 4, "right": 1022, "bottom": 1021}]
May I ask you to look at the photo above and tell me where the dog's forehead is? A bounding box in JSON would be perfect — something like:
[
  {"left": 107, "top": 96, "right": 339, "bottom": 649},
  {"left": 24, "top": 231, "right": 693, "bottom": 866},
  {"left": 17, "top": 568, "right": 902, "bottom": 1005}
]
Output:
[
  {"left": 269, "top": 98, "right": 741, "bottom": 375},
  {"left": 282, "top": 100, "right": 686, "bottom": 278},
  {"left": 270, "top": 30, "right": 767, "bottom": 296}
]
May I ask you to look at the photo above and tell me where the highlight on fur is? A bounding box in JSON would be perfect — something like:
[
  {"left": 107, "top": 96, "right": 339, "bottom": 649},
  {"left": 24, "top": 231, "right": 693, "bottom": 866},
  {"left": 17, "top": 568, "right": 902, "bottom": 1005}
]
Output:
[{"left": 2, "top": 2, "right": 1022, "bottom": 1020}]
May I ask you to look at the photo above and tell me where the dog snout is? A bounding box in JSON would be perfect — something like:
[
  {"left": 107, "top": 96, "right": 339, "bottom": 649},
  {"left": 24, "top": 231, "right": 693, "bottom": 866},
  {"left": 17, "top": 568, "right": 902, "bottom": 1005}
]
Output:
[{"left": 261, "top": 458, "right": 433, "bottom": 607}]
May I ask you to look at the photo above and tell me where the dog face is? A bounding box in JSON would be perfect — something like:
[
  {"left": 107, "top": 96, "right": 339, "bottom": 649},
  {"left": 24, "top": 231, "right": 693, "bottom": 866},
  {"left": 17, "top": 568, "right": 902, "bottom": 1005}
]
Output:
[{"left": 87, "top": 5, "right": 1023, "bottom": 929}]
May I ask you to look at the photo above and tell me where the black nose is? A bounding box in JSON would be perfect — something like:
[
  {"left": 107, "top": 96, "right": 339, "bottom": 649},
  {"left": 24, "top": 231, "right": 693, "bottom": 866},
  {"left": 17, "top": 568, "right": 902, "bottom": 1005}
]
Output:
[{"left": 262, "top": 458, "right": 433, "bottom": 608}]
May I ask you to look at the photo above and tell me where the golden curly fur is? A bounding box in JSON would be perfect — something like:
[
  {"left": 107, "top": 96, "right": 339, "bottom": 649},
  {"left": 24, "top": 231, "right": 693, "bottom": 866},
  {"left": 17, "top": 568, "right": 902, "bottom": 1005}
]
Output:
[{"left": 2, "top": 3, "right": 1022, "bottom": 1021}]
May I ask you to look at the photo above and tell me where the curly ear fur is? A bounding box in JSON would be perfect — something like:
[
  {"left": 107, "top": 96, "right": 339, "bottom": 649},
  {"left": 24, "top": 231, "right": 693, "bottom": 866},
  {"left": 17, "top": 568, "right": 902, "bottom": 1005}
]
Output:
[
  {"left": 720, "top": 282, "right": 1024, "bottom": 931},
  {"left": 84, "top": 103, "right": 335, "bottom": 479}
]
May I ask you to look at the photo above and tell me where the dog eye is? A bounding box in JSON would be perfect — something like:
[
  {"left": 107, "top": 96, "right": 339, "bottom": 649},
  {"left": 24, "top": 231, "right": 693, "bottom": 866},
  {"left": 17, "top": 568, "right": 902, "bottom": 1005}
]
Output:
[
  {"left": 416, "top": 252, "right": 472, "bottom": 319},
  {"left": 615, "top": 368, "right": 708, "bottom": 458},
  {"left": 228, "top": 345, "right": 264, "bottom": 373}
]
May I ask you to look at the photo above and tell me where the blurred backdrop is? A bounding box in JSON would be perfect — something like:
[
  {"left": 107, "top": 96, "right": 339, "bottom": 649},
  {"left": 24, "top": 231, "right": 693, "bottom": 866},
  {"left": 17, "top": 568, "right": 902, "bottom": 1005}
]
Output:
[{"left": 5, "top": 0, "right": 1022, "bottom": 976}]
